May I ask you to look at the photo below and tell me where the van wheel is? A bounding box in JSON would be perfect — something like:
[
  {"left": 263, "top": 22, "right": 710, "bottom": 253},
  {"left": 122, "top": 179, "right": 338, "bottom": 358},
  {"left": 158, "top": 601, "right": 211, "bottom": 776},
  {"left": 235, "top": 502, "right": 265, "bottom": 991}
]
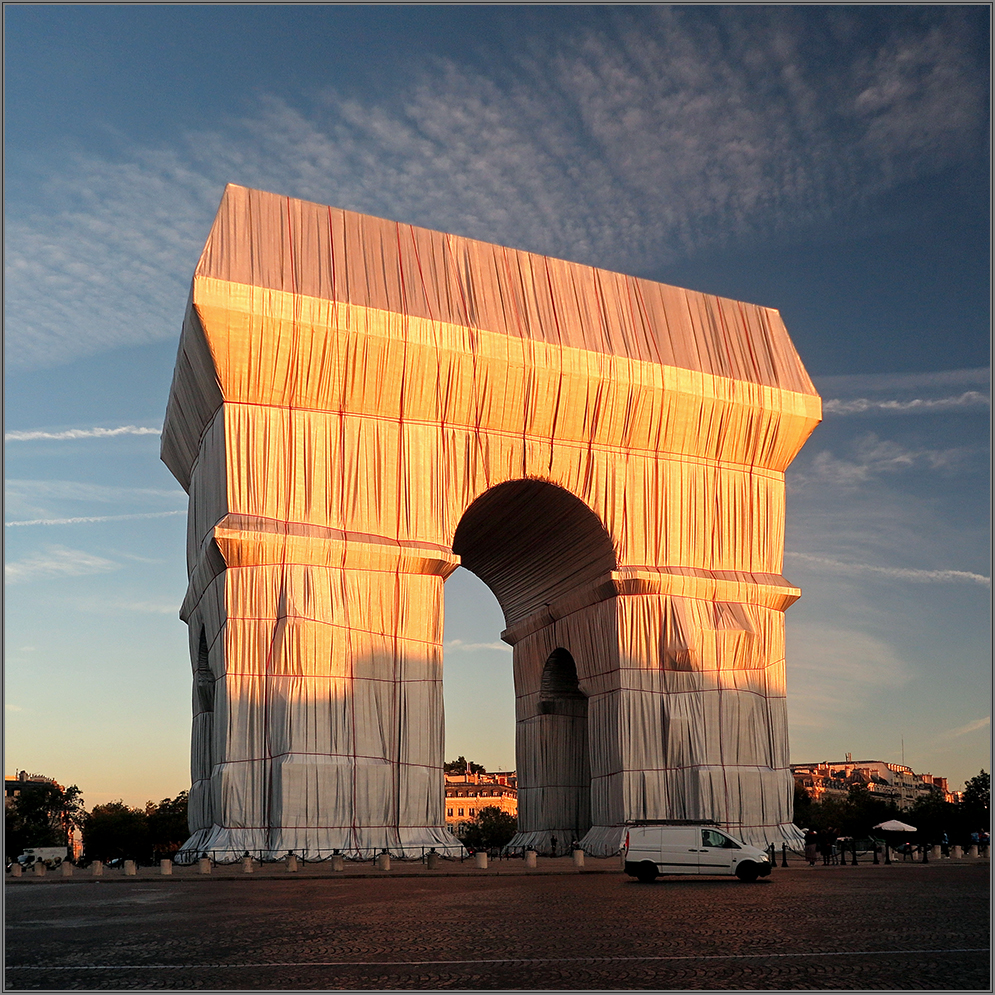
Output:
[
  {"left": 736, "top": 862, "right": 759, "bottom": 882},
  {"left": 635, "top": 863, "right": 658, "bottom": 883}
]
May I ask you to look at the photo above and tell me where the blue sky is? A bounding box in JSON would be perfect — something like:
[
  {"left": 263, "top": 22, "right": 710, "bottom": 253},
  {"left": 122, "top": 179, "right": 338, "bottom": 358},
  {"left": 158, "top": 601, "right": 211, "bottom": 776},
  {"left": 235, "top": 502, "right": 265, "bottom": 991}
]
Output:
[{"left": 5, "top": 5, "right": 989, "bottom": 807}]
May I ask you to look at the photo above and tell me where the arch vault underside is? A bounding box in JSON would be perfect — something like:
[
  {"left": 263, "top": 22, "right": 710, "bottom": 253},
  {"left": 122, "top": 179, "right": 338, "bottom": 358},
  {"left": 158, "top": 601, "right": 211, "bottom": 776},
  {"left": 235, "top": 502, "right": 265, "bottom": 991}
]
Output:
[{"left": 161, "top": 184, "right": 822, "bottom": 859}]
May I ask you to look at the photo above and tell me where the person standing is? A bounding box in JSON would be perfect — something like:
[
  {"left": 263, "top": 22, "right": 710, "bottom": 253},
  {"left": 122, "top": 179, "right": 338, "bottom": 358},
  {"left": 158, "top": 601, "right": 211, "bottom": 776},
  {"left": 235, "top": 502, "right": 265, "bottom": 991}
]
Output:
[{"left": 804, "top": 829, "right": 819, "bottom": 866}]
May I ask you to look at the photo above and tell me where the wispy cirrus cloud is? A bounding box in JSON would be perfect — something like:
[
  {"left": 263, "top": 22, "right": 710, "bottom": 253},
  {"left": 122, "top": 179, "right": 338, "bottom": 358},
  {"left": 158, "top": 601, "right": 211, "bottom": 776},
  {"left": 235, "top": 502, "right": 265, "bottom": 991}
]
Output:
[
  {"left": 790, "top": 432, "right": 981, "bottom": 491},
  {"left": 5, "top": 425, "right": 161, "bottom": 441},
  {"left": 69, "top": 595, "right": 179, "bottom": 616},
  {"left": 4, "top": 479, "right": 186, "bottom": 528},
  {"left": 5, "top": 9, "right": 986, "bottom": 368},
  {"left": 5, "top": 479, "right": 181, "bottom": 503},
  {"left": 816, "top": 368, "right": 991, "bottom": 418},
  {"left": 785, "top": 551, "right": 990, "bottom": 588},
  {"left": 5, "top": 511, "right": 185, "bottom": 528},
  {"left": 936, "top": 716, "right": 990, "bottom": 740},
  {"left": 4, "top": 545, "right": 119, "bottom": 584},
  {"left": 444, "top": 638, "right": 512, "bottom": 654},
  {"left": 823, "top": 391, "right": 990, "bottom": 416}
]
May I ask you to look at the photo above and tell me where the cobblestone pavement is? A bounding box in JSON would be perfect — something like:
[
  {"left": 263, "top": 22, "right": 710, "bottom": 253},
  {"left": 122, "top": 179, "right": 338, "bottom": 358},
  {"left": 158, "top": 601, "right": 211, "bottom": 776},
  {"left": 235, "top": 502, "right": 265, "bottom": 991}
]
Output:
[{"left": 5, "top": 864, "right": 989, "bottom": 990}]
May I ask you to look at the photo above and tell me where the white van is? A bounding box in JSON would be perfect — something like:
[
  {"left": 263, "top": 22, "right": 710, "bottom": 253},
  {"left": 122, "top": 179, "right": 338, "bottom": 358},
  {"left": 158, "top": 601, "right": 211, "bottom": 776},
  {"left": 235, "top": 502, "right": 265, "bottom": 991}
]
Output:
[{"left": 623, "top": 823, "right": 772, "bottom": 883}]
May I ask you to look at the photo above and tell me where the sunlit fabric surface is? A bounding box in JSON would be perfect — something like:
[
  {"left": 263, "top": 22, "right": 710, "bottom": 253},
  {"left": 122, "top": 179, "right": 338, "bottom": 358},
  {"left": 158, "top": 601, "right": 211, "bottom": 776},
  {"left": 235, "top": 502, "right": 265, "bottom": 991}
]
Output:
[{"left": 162, "top": 184, "right": 821, "bottom": 860}]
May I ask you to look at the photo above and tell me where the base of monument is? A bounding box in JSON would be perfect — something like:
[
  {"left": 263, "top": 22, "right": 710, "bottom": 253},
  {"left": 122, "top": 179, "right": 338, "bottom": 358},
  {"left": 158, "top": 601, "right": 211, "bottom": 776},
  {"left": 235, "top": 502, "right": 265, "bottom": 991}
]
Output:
[{"left": 175, "top": 825, "right": 467, "bottom": 863}]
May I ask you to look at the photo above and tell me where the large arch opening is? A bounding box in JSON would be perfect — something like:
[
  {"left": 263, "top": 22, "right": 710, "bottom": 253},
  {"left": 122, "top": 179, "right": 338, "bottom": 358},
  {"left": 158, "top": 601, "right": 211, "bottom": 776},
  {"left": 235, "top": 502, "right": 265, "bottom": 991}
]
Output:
[
  {"left": 450, "top": 479, "right": 616, "bottom": 852},
  {"left": 452, "top": 478, "right": 617, "bottom": 628}
]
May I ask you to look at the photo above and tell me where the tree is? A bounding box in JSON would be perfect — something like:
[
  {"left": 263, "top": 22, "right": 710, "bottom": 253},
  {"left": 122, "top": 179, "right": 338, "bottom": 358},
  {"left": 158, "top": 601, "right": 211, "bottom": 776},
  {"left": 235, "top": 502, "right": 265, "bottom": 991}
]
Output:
[
  {"left": 5, "top": 780, "right": 84, "bottom": 861},
  {"left": 83, "top": 802, "right": 150, "bottom": 864},
  {"left": 962, "top": 770, "right": 990, "bottom": 821},
  {"left": 457, "top": 806, "right": 517, "bottom": 851},
  {"left": 792, "top": 781, "right": 812, "bottom": 826},
  {"left": 444, "top": 756, "right": 486, "bottom": 775},
  {"left": 146, "top": 792, "right": 190, "bottom": 857}
]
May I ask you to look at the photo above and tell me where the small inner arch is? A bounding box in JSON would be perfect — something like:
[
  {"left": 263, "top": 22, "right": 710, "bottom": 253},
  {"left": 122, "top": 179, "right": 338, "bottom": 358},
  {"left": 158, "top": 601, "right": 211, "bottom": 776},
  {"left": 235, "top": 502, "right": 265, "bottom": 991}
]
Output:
[
  {"left": 452, "top": 479, "right": 617, "bottom": 627},
  {"left": 195, "top": 628, "right": 215, "bottom": 714},
  {"left": 539, "top": 648, "right": 586, "bottom": 716}
]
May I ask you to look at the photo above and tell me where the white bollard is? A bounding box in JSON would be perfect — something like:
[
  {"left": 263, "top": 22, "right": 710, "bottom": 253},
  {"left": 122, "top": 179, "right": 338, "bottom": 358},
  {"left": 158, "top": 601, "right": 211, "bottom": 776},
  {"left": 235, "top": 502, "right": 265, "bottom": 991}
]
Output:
[
  {"left": 931, "top": 845, "right": 942, "bottom": 860},
  {"left": 375, "top": 852, "right": 391, "bottom": 871},
  {"left": 330, "top": 853, "right": 344, "bottom": 871},
  {"left": 524, "top": 849, "right": 537, "bottom": 869},
  {"left": 286, "top": 854, "right": 299, "bottom": 873},
  {"left": 197, "top": 857, "right": 212, "bottom": 875},
  {"left": 160, "top": 859, "right": 173, "bottom": 875},
  {"left": 33, "top": 862, "right": 47, "bottom": 877},
  {"left": 951, "top": 845, "right": 963, "bottom": 859},
  {"left": 242, "top": 856, "right": 254, "bottom": 873},
  {"left": 9, "top": 862, "right": 22, "bottom": 877},
  {"left": 60, "top": 862, "right": 74, "bottom": 877},
  {"left": 969, "top": 845, "right": 979, "bottom": 857},
  {"left": 426, "top": 851, "right": 440, "bottom": 870},
  {"left": 124, "top": 860, "right": 137, "bottom": 876},
  {"left": 572, "top": 848, "right": 585, "bottom": 869},
  {"left": 474, "top": 851, "right": 488, "bottom": 869},
  {"left": 91, "top": 861, "right": 103, "bottom": 877}
]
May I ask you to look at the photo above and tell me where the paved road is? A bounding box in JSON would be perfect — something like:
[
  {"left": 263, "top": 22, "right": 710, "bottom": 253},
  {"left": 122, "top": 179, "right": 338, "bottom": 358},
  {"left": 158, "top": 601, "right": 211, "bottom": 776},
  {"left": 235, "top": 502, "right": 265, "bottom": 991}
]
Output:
[{"left": 5, "top": 864, "right": 989, "bottom": 990}]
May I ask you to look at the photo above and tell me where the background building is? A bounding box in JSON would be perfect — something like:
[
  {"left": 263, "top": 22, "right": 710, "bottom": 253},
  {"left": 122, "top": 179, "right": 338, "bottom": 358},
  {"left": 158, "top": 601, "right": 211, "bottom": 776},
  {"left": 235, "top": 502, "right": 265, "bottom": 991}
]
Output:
[
  {"left": 4, "top": 771, "right": 82, "bottom": 859},
  {"left": 792, "top": 758, "right": 955, "bottom": 809},
  {"left": 5, "top": 771, "right": 62, "bottom": 803},
  {"left": 445, "top": 770, "right": 517, "bottom": 831}
]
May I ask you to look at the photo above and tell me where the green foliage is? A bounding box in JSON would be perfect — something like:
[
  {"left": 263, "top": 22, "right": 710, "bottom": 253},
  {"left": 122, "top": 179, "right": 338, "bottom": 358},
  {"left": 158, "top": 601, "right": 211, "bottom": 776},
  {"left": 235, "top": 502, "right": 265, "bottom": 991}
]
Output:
[
  {"left": 793, "top": 786, "right": 900, "bottom": 837},
  {"left": 962, "top": 770, "right": 990, "bottom": 819},
  {"left": 83, "top": 792, "right": 189, "bottom": 864},
  {"left": 456, "top": 806, "right": 517, "bottom": 851},
  {"left": 146, "top": 792, "right": 190, "bottom": 857},
  {"left": 795, "top": 777, "right": 986, "bottom": 845},
  {"left": 444, "top": 756, "right": 486, "bottom": 774},
  {"left": 83, "top": 802, "right": 149, "bottom": 863},
  {"left": 5, "top": 780, "right": 84, "bottom": 860}
]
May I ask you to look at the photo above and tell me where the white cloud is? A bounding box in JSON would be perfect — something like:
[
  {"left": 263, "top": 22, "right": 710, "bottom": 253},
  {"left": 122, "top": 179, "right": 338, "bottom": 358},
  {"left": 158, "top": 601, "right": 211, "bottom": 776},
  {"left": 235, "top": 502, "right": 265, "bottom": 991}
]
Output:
[
  {"left": 5, "top": 10, "right": 985, "bottom": 368},
  {"left": 69, "top": 596, "right": 179, "bottom": 616},
  {"left": 4, "top": 545, "right": 119, "bottom": 584},
  {"left": 823, "top": 391, "right": 990, "bottom": 416},
  {"left": 5, "top": 425, "right": 161, "bottom": 441},
  {"left": 444, "top": 639, "right": 512, "bottom": 654},
  {"left": 936, "top": 716, "right": 990, "bottom": 740},
  {"left": 785, "top": 551, "right": 990, "bottom": 588},
  {"left": 814, "top": 369, "right": 991, "bottom": 418},
  {"left": 5, "top": 479, "right": 182, "bottom": 503},
  {"left": 5, "top": 511, "right": 186, "bottom": 528},
  {"left": 789, "top": 432, "right": 980, "bottom": 492},
  {"left": 4, "top": 479, "right": 187, "bottom": 527}
]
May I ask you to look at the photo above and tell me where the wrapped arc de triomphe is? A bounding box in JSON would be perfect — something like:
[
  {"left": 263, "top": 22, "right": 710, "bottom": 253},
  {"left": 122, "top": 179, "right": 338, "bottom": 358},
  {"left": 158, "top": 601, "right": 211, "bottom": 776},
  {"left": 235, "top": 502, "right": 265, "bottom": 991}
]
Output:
[{"left": 161, "top": 184, "right": 821, "bottom": 860}]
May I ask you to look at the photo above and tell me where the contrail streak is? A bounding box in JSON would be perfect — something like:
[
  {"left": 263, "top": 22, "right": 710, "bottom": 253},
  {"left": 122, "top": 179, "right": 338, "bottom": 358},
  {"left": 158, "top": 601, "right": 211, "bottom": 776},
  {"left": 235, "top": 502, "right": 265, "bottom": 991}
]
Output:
[
  {"left": 5, "top": 511, "right": 185, "bottom": 527},
  {"left": 786, "top": 551, "right": 990, "bottom": 587},
  {"left": 822, "top": 391, "right": 989, "bottom": 416},
  {"left": 5, "top": 425, "right": 161, "bottom": 441}
]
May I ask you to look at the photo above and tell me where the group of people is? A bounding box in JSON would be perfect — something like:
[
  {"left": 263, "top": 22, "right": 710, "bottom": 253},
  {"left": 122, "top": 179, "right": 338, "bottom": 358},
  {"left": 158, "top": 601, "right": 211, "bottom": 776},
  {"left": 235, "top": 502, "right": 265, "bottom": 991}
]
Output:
[
  {"left": 803, "top": 827, "right": 990, "bottom": 865},
  {"left": 803, "top": 828, "right": 844, "bottom": 865}
]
